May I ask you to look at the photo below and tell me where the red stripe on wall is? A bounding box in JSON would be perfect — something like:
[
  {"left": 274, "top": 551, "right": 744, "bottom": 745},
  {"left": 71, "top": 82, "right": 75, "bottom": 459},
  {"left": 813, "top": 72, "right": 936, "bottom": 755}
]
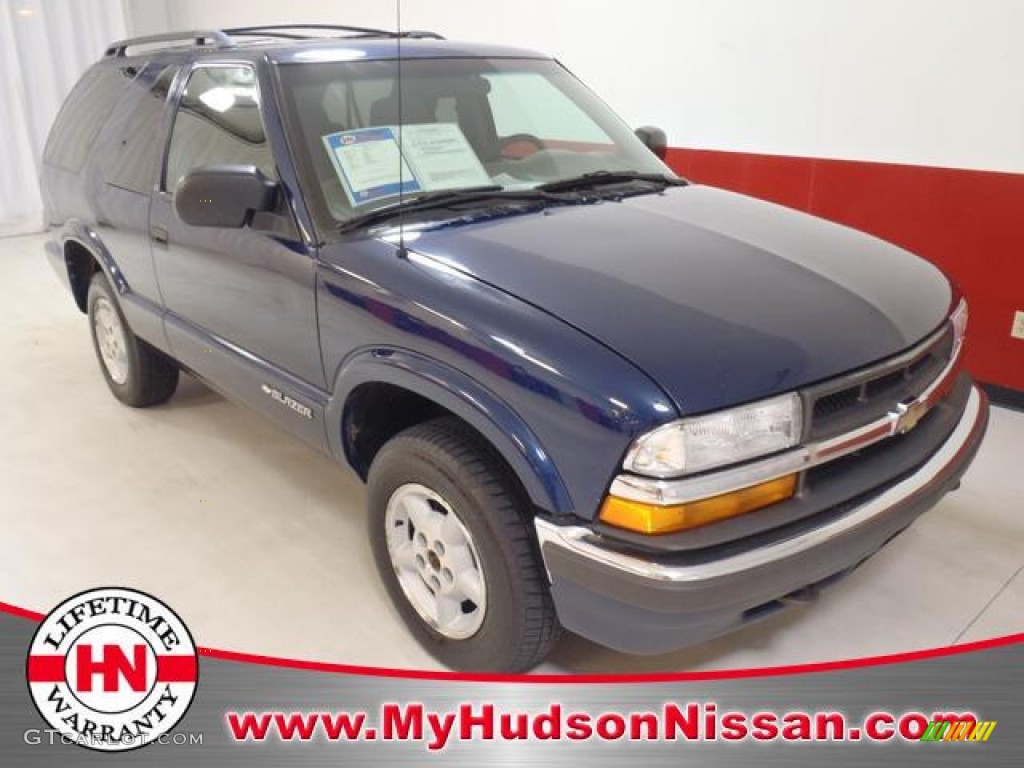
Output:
[{"left": 664, "top": 147, "right": 1024, "bottom": 393}]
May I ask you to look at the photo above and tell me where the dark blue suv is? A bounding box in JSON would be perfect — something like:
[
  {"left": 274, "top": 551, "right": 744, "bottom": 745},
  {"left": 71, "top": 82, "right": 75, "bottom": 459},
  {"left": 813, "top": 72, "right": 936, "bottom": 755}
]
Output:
[{"left": 41, "top": 25, "right": 988, "bottom": 671}]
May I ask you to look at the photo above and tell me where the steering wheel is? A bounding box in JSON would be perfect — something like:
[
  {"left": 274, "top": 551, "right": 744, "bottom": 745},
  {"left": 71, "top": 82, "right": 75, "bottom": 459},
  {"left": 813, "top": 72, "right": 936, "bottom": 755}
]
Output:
[{"left": 499, "top": 133, "right": 546, "bottom": 159}]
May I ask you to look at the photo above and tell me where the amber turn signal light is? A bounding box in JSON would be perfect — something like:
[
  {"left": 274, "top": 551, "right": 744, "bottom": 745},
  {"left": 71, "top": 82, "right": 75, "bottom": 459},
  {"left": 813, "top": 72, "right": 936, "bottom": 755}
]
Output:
[{"left": 599, "top": 474, "right": 798, "bottom": 535}]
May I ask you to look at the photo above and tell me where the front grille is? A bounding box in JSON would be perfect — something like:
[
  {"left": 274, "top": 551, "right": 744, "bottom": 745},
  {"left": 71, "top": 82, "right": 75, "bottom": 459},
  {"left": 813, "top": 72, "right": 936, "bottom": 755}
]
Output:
[
  {"left": 806, "top": 428, "right": 911, "bottom": 486},
  {"left": 806, "top": 325, "right": 954, "bottom": 441}
]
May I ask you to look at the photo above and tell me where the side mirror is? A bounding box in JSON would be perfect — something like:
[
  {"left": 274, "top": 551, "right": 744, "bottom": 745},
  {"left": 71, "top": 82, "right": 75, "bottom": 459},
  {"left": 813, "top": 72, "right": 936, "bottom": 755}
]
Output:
[
  {"left": 634, "top": 125, "right": 668, "bottom": 161},
  {"left": 174, "top": 165, "right": 278, "bottom": 228}
]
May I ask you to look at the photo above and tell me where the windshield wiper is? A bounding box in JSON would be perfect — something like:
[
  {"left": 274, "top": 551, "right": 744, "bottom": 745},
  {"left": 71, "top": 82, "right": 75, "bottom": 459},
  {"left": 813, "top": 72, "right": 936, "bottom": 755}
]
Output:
[
  {"left": 536, "top": 171, "right": 687, "bottom": 194},
  {"left": 337, "top": 186, "right": 562, "bottom": 233}
]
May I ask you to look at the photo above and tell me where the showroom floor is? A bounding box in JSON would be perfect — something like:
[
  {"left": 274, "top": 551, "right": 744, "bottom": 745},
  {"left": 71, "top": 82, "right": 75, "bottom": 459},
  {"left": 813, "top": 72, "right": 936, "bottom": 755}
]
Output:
[{"left": 2, "top": 231, "right": 1022, "bottom": 673}]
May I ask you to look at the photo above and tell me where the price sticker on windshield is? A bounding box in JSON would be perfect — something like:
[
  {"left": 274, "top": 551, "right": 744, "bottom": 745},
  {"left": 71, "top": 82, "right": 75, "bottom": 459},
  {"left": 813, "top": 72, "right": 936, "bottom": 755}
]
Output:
[
  {"left": 324, "top": 124, "right": 491, "bottom": 207},
  {"left": 400, "top": 123, "right": 491, "bottom": 190},
  {"left": 323, "top": 127, "right": 422, "bottom": 207}
]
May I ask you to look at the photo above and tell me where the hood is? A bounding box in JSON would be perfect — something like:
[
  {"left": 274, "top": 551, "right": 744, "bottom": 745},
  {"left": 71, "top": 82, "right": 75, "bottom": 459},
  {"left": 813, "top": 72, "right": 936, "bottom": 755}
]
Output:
[{"left": 407, "top": 185, "right": 953, "bottom": 415}]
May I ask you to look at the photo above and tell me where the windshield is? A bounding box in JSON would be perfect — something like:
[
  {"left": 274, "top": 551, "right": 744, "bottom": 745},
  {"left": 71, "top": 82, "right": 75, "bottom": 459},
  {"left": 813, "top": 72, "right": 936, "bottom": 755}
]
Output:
[{"left": 276, "top": 57, "right": 674, "bottom": 231}]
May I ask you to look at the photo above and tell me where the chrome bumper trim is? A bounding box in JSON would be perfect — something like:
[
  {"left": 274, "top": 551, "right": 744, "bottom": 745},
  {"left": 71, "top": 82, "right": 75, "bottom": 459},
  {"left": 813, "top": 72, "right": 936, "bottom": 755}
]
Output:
[
  {"left": 536, "top": 386, "right": 982, "bottom": 584},
  {"left": 610, "top": 335, "right": 964, "bottom": 506}
]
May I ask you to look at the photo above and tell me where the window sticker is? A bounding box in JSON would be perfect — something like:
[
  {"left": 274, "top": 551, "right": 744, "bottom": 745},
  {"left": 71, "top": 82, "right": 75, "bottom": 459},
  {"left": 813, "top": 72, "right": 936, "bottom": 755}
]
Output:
[
  {"left": 323, "top": 123, "right": 491, "bottom": 207},
  {"left": 400, "top": 123, "right": 491, "bottom": 190},
  {"left": 322, "top": 127, "right": 422, "bottom": 207}
]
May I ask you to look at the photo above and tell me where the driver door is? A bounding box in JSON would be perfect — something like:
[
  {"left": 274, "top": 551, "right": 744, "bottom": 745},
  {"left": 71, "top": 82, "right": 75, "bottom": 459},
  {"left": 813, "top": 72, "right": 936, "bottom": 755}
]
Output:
[{"left": 150, "top": 63, "right": 327, "bottom": 447}]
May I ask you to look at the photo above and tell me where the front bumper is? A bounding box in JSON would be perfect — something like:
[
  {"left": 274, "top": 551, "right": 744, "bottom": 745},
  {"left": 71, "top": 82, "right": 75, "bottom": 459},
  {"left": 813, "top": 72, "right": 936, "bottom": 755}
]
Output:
[{"left": 535, "top": 384, "right": 989, "bottom": 654}]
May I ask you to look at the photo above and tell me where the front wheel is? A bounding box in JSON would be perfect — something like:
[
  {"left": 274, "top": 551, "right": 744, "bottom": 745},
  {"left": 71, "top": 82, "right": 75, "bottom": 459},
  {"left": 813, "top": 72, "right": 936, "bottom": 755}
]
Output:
[{"left": 368, "top": 418, "right": 561, "bottom": 672}]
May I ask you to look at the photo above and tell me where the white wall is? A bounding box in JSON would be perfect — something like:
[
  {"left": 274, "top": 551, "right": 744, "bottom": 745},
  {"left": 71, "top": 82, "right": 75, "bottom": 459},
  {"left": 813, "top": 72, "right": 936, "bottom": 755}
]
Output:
[
  {"left": 0, "top": 0, "right": 126, "bottom": 235},
  {"left": 156, "top": 0, "right": 1024, "bottom": 174}
]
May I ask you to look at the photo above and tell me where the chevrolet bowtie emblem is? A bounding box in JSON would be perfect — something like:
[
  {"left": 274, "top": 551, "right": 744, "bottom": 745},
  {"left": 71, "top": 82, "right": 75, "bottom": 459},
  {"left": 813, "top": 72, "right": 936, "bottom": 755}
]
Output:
[{"left": 893, "top": 400, "right": 929, "bottom": 434}]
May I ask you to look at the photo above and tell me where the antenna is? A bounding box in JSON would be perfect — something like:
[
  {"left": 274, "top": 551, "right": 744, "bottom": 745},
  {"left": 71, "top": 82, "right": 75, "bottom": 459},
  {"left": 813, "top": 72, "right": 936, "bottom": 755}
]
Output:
[{"left": 395, "top": 0, "right": 408, "bottom": 258}]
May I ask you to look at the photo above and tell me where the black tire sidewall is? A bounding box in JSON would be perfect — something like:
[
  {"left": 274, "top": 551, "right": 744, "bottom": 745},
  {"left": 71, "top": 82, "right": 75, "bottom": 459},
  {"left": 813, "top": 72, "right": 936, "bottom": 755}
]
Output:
[
  {"left": 87, "top": 273, "right": 145, "bottom": 405},
  {"left": 368, "top": 431, "right": 545, "bottom": 671}
]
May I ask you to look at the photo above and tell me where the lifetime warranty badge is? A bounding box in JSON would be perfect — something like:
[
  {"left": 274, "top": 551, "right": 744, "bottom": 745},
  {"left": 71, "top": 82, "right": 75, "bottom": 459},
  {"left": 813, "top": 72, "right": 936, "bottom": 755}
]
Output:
[{"left": 26, "top": 587, "right": 198, "bottom": 751}]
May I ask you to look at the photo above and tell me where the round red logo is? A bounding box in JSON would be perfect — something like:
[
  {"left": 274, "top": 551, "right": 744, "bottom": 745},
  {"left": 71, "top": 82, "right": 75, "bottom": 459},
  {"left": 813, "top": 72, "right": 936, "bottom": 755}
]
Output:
[{"left": 27, "top": 587, "right": 198, "bottom": 751}]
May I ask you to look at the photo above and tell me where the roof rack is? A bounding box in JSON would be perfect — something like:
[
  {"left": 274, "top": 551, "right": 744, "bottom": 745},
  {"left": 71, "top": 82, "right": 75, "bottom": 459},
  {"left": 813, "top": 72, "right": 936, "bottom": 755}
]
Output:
[
  {"left": 103, "top": 24, "right": 444, "bottom": 58},
  {"left": 225, "top": 24, "right": 444, "bottom": 40},
  {"left": 226, "top": 24, "right": 390, "bottom": 38},
  {"left": 104, "top": 30, "right": 235, "bottom": 57}
]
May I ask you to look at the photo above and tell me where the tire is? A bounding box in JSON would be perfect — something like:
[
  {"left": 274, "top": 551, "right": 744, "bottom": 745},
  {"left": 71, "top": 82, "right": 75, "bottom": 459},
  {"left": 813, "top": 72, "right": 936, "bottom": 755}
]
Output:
[
  {"left": 87, "top": 272, "right": 179, "bottom": 407},
  {"left": 368, "top": 417, "right": 561, "bottom": 672}
]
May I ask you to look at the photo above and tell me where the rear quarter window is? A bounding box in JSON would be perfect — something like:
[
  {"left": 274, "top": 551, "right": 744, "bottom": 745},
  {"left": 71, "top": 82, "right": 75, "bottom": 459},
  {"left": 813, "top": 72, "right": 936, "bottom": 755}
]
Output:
[
  {"left": 103, "top": 64, "right": 180, "bottom": 193},
  {"left": 43, "top": 64, "right": 139, "bottom": 172}
]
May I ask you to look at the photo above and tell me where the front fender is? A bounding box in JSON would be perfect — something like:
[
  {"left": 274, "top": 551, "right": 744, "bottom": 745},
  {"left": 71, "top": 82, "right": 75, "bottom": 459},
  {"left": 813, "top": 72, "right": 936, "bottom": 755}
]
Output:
[{"left": 327, "top": 348, "right": 573, "bottom": 515}]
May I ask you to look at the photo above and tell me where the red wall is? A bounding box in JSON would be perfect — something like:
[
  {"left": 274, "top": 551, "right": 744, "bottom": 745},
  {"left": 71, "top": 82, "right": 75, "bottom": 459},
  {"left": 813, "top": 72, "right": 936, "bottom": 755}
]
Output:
[{"left": 665, "top": 148, "right": 1024, "bottom": 393}]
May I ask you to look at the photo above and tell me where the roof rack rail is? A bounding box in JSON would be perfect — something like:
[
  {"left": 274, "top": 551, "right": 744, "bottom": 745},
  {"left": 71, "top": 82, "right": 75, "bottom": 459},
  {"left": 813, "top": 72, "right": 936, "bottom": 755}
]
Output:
[
  {"left": 224, "top": 24, "right": 445, "bottom": 40},
  {"left": 397, "top": 30, "right": 446, "bottom": 39},
  {"left": 104, "top": 30, "right": 234, "bottom": 58},
  {"left": 103, "top": 25, "right": 446, "bottom": 58},
  {"left": 224, "top": 24, "right": 395, "bottom": 38}
]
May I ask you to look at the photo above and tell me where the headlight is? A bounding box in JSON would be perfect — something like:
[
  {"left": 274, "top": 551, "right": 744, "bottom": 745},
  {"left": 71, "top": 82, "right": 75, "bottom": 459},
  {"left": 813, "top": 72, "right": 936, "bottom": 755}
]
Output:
[{"left": 624, "top": 393, "right": 802, "bottom": 477}]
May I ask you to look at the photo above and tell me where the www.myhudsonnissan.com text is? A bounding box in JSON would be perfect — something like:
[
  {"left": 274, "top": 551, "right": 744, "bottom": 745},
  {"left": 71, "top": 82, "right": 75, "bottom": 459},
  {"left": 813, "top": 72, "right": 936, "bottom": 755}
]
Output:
[{"left": 225, "top": 703, "right": 997, "bottom": 749}]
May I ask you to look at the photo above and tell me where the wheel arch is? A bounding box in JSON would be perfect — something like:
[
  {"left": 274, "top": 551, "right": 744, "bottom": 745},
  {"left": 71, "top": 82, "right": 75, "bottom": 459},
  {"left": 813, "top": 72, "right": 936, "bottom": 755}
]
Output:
[
  {"left": 60, "top": 223, "right": 126, "bottom": 313},
  {"left": 327, "top": 349, "right": 574, "bottom": 516}
]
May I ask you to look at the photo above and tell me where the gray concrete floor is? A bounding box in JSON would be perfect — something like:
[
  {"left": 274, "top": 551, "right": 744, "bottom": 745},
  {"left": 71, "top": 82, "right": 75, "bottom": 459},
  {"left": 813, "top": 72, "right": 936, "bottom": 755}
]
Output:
[{"left": 2, "top": 232, "right": 1021, "bottom": 672}]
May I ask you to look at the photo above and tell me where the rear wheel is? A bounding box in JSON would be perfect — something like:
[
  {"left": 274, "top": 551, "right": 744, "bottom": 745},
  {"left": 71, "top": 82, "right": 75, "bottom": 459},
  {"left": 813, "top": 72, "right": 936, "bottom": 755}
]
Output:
[
  {"left": 368, "top": 417, "right": 561, "bottom": 672},
  {"left": 87, "top": 272, "right": 178, "bottom": 407}
]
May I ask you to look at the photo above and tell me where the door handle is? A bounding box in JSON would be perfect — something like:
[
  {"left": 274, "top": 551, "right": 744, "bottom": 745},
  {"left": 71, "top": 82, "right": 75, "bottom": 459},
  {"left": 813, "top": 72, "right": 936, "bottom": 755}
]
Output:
[{"left": 151, "top": 225, "right": 169, "bottom": 246}]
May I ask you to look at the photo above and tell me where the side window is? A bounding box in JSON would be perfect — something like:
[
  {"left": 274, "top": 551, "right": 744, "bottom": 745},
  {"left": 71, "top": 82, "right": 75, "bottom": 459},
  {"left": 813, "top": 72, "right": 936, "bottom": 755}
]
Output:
[
  {"left": 105, "top": 65, "right": 180, "bottom": 193},
  {"left": 164, "top": 65, "right": 275, "bottom": 192},
  {"left": 44, "top": 64, "right": 138, "bottom": 172}
]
